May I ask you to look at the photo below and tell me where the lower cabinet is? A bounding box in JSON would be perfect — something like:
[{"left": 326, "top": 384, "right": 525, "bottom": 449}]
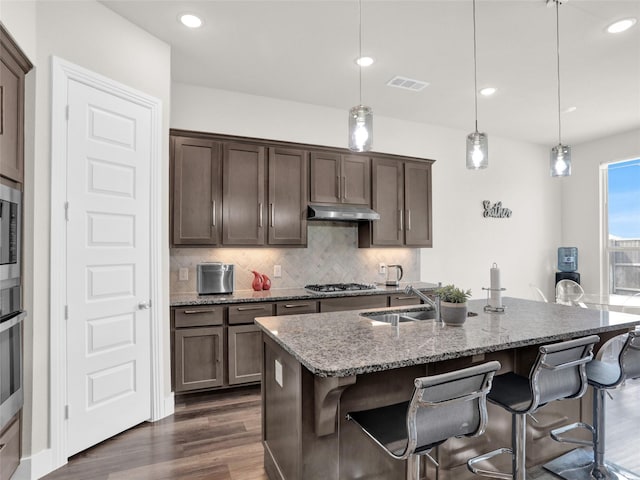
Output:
[
  {"left": 319, "top": 295, "right": 387, "bottom": 313},
  {"left": 0, "top": 414, "right": 20, "bottom": 480},
  {"left": 174, "top": 326, "right": 224, "bottom": 392},
  {"left": 228, "top": 324, "right": 262, "bottom": 385}
]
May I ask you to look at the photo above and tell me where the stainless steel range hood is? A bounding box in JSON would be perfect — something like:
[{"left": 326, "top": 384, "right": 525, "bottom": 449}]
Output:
[{"left": 307, "top": 204, "right": 380, "bottom": 221}]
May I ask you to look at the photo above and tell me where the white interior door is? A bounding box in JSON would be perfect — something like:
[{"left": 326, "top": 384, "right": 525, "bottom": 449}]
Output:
[{"left": 65, "top": 78, "right": 152, "bottom": 456}]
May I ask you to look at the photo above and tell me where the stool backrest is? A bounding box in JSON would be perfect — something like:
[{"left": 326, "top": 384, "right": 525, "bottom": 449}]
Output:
[
  {"left": 406, "top": 360, "right": 501, "bottom": 456},
  {"left": 529, "top": 335, "right": 599, "bottom": 410},
  {"left": 621, "top": 330, "right": 640, "bottom": 381}
]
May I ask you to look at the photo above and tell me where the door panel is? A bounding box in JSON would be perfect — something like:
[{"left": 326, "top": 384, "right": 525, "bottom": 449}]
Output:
[
  {"left": 66, "top": 79, "right": 151, "bottom": 456},
  {"left": 228, "top": 324, "right": 262, "bottom": 385},
  {"left": 404, "top": 162, "right": 432, "bottom": 247},
  {"left": 310, "top": 152, "right": 341, "bottom": 203},
  {"left": 342, "top": 155, "right": 370, "bottom": 205},
  {"left": 174, "top": 326, "right": 224, "bottom": 391},
  {"left": 371, "top": 158, "right": 403, "bottom": 245}
]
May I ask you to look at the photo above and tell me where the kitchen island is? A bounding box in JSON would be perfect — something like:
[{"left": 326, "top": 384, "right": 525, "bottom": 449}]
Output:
[{"left": 255, "top": 297, "right": 640, "bottom": 480}]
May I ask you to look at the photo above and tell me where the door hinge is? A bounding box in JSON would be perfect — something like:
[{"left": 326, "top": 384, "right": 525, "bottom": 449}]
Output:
[
  {"left": 64, "top": 305, "right": 69, "bottom": 320},
  {"left": 64, "top": 405, "right": 69, "bottom": 420},
  {"left": 64, "top": 202, "right": 69, "bottom": 221}
]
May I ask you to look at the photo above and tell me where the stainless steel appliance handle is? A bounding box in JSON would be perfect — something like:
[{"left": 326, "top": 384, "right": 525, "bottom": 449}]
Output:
[
  {"left": 183, "top": 309, "right": 216, "bottom": 314},
  {"left": 236, "top": 306, "right": 267, "bottom": 311},
  {"left": 0, "top": 311, "right": 26, "bottom": 333}
]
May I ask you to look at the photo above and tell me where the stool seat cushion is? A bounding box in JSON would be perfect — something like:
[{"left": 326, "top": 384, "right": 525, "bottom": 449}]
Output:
[
  {"left": 587, "top": 360, "right": 621, "bottom": 389},
  {"left": 487, "top": 372, "right": 533, "bottom": 413}
]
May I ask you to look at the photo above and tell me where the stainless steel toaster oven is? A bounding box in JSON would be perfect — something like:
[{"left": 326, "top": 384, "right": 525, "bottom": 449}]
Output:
[{"left": 197, "top": 263, "right": 234, "bottom": 295}]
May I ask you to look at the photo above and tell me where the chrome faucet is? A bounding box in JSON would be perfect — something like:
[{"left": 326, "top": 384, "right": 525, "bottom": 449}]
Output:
[{"left": 404, "top": 285, "right": 440, "bottom": 322}]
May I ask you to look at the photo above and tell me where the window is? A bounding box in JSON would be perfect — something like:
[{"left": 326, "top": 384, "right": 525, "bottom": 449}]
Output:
[{"left": 604, "top": 158, "right": 640, "bottom": 295}]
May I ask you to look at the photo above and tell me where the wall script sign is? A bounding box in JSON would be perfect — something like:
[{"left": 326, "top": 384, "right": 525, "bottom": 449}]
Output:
[{"left": 483, "top": 200, "right": 512, "bottom": 218}]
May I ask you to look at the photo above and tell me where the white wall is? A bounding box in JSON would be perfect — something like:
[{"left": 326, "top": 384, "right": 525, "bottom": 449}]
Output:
[
  {"left": 1, "top": 0, "right": 172, "bottom": 473},
  {"left": 562, "top": 129, "right": 640, "bottom": 294},
  {"left": 172, "top": 83, "right": 562, "bottom": 301}
]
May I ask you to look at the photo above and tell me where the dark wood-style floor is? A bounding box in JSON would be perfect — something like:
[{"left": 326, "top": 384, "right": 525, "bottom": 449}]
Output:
[{"left": 42, "top": 381, "right": 640, "bottom": 480}]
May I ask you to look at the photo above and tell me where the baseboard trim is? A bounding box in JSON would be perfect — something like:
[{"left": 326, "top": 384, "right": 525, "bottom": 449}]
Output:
[{"left": 13, "top": 448, "right": 59, "bottom": 480}]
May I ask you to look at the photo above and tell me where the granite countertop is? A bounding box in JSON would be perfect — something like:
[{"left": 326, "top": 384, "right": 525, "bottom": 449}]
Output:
[
  {"left": 254, "top": 297, "right": 640, "bottom": 378},
  {"left": 169, "top": 281, "right": 438, "bottom": 306}
]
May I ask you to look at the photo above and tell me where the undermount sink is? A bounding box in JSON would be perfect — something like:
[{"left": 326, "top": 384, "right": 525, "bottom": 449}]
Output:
[{"left": 361, "top": 308, "right": 437, "bottom": 324}]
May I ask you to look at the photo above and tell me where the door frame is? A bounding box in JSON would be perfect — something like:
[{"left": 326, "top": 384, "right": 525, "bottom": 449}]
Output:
[{"left": 49, "top": 56, "right": 168, "bottom": 469}]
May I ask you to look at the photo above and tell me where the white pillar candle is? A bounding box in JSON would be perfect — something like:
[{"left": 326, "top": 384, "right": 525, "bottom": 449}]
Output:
[{"left": 490, "top": 263, "right": 502, "bottom": 308}]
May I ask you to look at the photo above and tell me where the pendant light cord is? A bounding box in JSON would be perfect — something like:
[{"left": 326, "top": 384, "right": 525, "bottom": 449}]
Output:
[
  {"left": 472, "top": 0, "right": 479, "bottom": 133},
  {"left": 358, "top": 0, "right": 363, "bottom": 106},
  {"left": 555, "top": 0, "right": 562, "bottom": 144}
]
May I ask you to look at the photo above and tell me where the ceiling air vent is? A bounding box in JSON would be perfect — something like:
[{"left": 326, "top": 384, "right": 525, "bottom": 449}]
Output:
[{"left": 386, "top": 76, "right": 429, "bottom": 92}]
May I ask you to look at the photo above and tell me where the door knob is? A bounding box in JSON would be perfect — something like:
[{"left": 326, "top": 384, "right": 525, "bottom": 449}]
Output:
[{"left": 138, "top": 301, "right": 151, "bottom": 310}]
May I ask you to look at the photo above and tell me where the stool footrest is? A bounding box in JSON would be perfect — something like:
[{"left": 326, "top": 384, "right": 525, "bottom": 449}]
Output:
[
  {"left": 467, "top": 447, "right": 513, "bottom": 480},
  {"left": 550, "top": 422, "right": 594, "bottom": 447}
]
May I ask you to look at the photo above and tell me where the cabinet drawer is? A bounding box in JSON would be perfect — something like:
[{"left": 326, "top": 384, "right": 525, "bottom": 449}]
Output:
[
  {"left": 389, "top": 295, "right": 422, "bottom": 307},
  {"left": 228, "top": 303, "right": 275, "bottom": 324},
  {"left": 276, "top": 300, "right": 317, "bottom": 315},
  {"left": 320, "top": 295, "right": 387, "bottom": 313},
  {"left": 0, "top": 415, "right": 20, "bottom": 480},
  {"left": 174, "top": 306, "right": 223, "bottom": 328}
]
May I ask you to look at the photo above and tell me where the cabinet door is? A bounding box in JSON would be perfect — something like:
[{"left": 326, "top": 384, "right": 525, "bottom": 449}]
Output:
[
  {"left": 404, "top": 162, "right": 433, "bottom": 247},
  {"left": 174, "top": 326, "right": 224, "bottom": 392},
  {"left": 228, "top": 324, "right": 262, "bottom": 385},
  {"left": 0, "top": 26, "right": 31, "bottom": 183},
  {"left": 172, "top": 137, "right": 221, "bottom": 245},
  {"left": 268, "top": 147, "right": 308, "bottom": 245},
  {"left": 341, "top": 155, "right": 370, "bottom": 205},
  {"left": 319, "top": 295, "right": 387, "bottom": 313},
  {"left": 222, "top": 143, "right": 266, "bottom": 245},
  {"left": 310, "top": 151, "right": 341, "bottom": 203},
  {"left": 371, "top": 157, "right": 403, "bottom": 246},
  {"left": 0, "top": 414, "right": 20, "bottom": 480}
]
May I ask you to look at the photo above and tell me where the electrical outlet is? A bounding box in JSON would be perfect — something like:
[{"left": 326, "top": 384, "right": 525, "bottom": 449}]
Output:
[
  {"left": 178, "top": 268, "right": 188, "bottom": 281},
  {"left": 378, "top": 263, "right": 386, "bottom": 275},
  {"left": 274, "top": 265, "right": 282, "bottom": 278}
]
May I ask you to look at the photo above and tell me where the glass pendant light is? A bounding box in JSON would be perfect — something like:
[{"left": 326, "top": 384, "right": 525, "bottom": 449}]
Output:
[
  {"left": 466, "top": 0, "right": 488, "bottom": 169},
  {"left": 348, "top": 0, "right": 373, "bottom": 152},
  {"left": 550, "top": 0, "right": 571, "bottom": 177}
]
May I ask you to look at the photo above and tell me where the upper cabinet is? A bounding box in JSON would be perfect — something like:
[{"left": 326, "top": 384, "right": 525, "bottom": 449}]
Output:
[
  {"left": 359, "top": 158, "right": 433, "bottom": 248},
  {"left": 310, "top": 152, "right": 370, "bottom": 205},
  {"left": 268, "top": 147, "right": 308, "bottom": 246},
  {"left": 172, "top": 136, "right": 222, "bottom": 245},
  {"left": 222, "top": 143, "right": 266, "bottom": 245},
  {"left": 0, "top": 24, "right": 33, "bottom": 184}
]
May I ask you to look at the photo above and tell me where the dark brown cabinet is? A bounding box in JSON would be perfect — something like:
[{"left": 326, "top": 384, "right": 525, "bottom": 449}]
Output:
[
  {"left": 228, "top": 324, "right": 262, "bottom": 385},
  {"left": 0, "top": 414, "right": 20, "bottom": 480},
  {"left": 275, "top": 300, "right": 317, "bottom": 315},
  {"left": 268, "top": 147, "right": 308, "bottom": 245},
  {"left": 174, "top": 326, "right": 224, "bottom": 392},
  {"left": 0, "top": 25, "right": 32, "bottom": 184},
  {"left": 222, "top": 142, "right": 266, "bottom": 245},
  {"left": 359, "top": 158, "right": 433, "bottom": 247},
  {"left": 310, "top": 152, "right": 370, "bottom": 205},
  {"left": 319, "top": 295, "right": 387, "bottom": 313},
  {"left": 171, "top": 137, "right": 222, "bottom": 245}
]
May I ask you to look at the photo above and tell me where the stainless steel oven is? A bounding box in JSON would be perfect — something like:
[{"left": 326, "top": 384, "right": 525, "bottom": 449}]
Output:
[{"left": 0, "top": 183, "right": 23, "bottom": 431}]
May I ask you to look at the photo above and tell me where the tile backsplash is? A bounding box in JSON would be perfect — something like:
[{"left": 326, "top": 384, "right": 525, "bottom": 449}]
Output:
[{"left": 170, "top": 222, "right": 421, "bottom": 292}]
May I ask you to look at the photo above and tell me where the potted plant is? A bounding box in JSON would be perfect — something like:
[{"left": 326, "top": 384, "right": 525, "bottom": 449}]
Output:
[{"left": 436, "top": 284, "right": 472, "bottom": 326}]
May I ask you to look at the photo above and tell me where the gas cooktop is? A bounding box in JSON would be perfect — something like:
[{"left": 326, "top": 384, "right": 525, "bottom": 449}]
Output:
[{"left": 305, "top": 283, "right": 377, "bottom": 293}]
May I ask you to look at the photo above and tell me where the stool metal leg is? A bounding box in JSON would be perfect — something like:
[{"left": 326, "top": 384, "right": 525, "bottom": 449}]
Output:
[
  {"left": 406, "top": 454, "right": 420, "bottom": 480},
  {"left": 544, "top": 387, "right": 640, "bottom": 480},
  {"left": 513, "top": 413, "right": 527, "bottom": 480}
]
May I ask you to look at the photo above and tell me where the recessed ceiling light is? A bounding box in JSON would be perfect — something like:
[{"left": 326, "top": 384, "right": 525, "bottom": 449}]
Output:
[
  {"left": 356, "top": 56, "right": 374, "bottom": 67},
  {"left": 606, "top": 18, "right": 637, "bottom": 34},
  {"left": 180, "top": 14, "right": 203, "bottom": 29},
  {"left": 479, "top": 87, "right": 497, "bottom": 96},
  {"left": 563, "top": 106, "right": 577, "bottom": 113}
]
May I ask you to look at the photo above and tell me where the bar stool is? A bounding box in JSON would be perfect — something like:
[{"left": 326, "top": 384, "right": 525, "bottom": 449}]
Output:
[
  {"left": 346, "top": 361, "right": 501, "bottom": 480},
  {"left": 467, "top": 335, "right": 600, "bottom": 480},
  {"left": 544, "top": 330, "right": 640, "bottom": 480}
]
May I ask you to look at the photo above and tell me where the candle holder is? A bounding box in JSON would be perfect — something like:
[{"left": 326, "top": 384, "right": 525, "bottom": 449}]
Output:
[{"left": 482, "top": 287, "right": 507, "bottom": 313}]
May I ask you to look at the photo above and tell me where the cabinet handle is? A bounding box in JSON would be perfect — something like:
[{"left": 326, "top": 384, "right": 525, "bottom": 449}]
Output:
[
  {"left": 0, "top": 86, "right": 4, "bottom": 135},
  {"left": 342, "top": 176, "right": 347, "bottom": 200},
  {"left": 399, "top": 209, "right": 404, "bottom": 231},
  {"left": 394, "top": 296, "right": 414, "bottom": 300},
  {"left": 183, "top": 309, "right": 216, "bottom": 314},
  {"left": 406, "top": 209, "right": 412, "bottom": 231},
  {"left": 258, "top": 203, "right": 263, "bottom": 227},
  {"left": 212, "top": 200, "right": 216, "bottom": 226},
  {"left": 0, "top": 443, "right": 5, "bottom": 452},
  {"left": 336, "top": 175, "right": 341, "bottom": 199},
  {"left": 236, "top": 306, "right": 267, "bottom": 311},
  {"left": 283, "top": 303, "right": 312, "bottom": 308},
  {"left": 270, "top": 203, "right": 275, "bottom": 227}
]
